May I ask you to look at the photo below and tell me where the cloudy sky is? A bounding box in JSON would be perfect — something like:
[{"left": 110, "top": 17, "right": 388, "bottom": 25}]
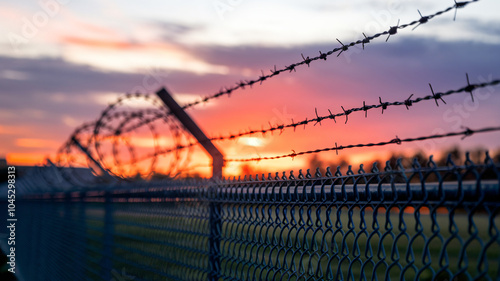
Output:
[{"left": 1, "top": 0, "right": 499, "bottom": 177}]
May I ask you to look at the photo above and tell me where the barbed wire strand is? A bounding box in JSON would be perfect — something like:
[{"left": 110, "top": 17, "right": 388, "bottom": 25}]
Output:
[
  {"left": 224, "top": 126, "right": 500, "bottom": 162},
  {"left": 212, "top": 76, "right": 499, "bottom": 139},
  {"left": 178, "top": 0, "right": 480, "bottom": 109}
]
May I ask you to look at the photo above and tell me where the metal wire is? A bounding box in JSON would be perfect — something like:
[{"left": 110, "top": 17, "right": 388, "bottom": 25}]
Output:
[
  {"left": 66, "top": 76, "right": 500, "bottom": 169},
  {"left": 207, "top": 75, "right": 499, "bottom": 142},
  {"left": 59, "top": 0, "right": 481, "bottom": 148},
  {"left": 178, "top": 0, "right": 480, "bottom": 109},
  {"left": 225, "top": 126, "right": 500, "bottom": 162},
  {"left": 54, "top": 95, "right": 196, "bottom": 182},
  {"left": 48, "top": 0, "right": 483, "bottom": 181},
  {"left": 4, "top": 152, "right": 499, "bottom": 281},
  {"left": 3, "top": 2, "right": 497, "bottom": 280}
]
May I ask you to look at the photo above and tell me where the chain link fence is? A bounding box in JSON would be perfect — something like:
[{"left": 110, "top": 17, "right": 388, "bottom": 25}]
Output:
[{"left": 1, "top": 152, "right": 499, "bottom": 281}]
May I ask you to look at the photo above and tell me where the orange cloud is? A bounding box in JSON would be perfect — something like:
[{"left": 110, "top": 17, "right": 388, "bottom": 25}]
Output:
[
  {"left": 6, "top": 153, "right": 47, "bottom": 166},
  {"left": 59, "top": 33, "right": 185, "bottom": 53},
  {"left": 61, "top": 36, "right": 136, "bottom": 50}
]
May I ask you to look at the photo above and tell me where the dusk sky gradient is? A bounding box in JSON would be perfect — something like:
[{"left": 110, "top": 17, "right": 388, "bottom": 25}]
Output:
[{"left": 1, "top": 0, "right": 499, "bottom": 177}]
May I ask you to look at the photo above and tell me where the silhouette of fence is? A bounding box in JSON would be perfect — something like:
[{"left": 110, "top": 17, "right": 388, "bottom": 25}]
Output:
[{"left": 3, "top": 153, "right": 500, "bottom": 281}]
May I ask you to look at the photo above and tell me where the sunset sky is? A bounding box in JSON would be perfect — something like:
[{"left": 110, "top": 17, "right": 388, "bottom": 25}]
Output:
[{"left": 1, "top": 0, "right": 499, "bottom": 177}]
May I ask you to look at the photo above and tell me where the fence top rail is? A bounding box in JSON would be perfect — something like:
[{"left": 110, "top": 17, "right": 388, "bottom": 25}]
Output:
[
  {"left": 14, "top": 152, "right": 500, "bottom": 205},
  {"left": 19, "top": 180, "right": 499, "bottom": 203},
  {"left": 7, "top": 153, "right": 500, "bottom": 200}
]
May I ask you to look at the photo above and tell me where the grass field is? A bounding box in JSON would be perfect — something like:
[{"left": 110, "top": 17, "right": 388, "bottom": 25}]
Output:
[{"left": 78, "top": 201, "right": 499, "bottom": 281}]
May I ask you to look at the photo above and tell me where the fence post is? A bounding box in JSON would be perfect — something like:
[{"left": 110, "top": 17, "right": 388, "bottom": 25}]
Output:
[
  {"left": 156, "top": 88, "right": 224, "bottom": 179},
  {"left": 101, "top": 191, "right": 114, "bottom": 280},
  {"left": 208, "top": 188, "right": 221, "bottom": 281},
  {"left": 63, "top": 193, "right": 74, "bottom": 278},
  {"left": 76, "top": 192, "right": 87, "bottom": 280},
  {"left": 70, "top": 136, "right": 111, "bottom": 179},
  {"left": 156, "top": 87, "right": 223, "bottom": 280}
]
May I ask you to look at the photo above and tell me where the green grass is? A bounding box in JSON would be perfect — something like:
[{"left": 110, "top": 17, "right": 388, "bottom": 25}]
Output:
[{"left": 79, "top": 202, "right": 499, "bottom": 281}]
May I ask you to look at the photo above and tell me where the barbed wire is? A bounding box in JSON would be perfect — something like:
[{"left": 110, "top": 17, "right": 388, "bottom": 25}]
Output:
[
  {"left": 82, "top": 0, "right": 481, "bottom": 143},
  {"left": 60, "top": 0, "right": 481, "bottom": 144},
  {"left": 224, "top": 126, "right": 500, "bottom": 162},
  {"left": 178, "top": 0, "right": 480, "bottom": 109},
  {"left": 54, "top": 73, "right": 496, "bottom": 176},
  {"left": 125, "top": 75, "right": 500, "bottom": 164},
  {"left": 49, "top": 0, "right": 483, "bottom": 179},
  {"left": 211, "top": 75, "right": 499, "bottom": 138}
]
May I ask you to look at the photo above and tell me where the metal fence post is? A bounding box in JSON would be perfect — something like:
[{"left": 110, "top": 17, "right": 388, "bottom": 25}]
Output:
[
  {"left": 208, "top": 188, "right": 221, "bottom": 281},
  {"left": 156, "top": 88, "right": 224, "bottom": 179},
  {"left": 63, "top": 193, "right": 74, "bottom": 278},
  {"left": 156, "top": 87, "right": 223, "bottom": 280},
  {"left": 101, "top": 192, "right": 114, "bottom": 280},
  {"left": 76, "top": 192, "right": 87, "bottom": 280},
  {"left": 39, "top": 196, "right": 51, "bottom": 281},
  {"left": 70, "top": 136, "right": 111, "bottom": 179}
]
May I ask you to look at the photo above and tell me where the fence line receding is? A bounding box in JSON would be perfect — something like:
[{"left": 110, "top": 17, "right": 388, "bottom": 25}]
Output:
[{"left": 3, "top": 152, "right": 500, "bottom": 281}]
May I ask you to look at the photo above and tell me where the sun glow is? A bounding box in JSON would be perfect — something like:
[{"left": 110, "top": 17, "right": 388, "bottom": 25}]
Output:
[{"left": 239, "top": 137, "right": 265, "bottom": 147}]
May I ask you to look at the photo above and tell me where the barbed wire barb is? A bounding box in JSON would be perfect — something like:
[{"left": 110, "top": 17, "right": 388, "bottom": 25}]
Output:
[
  {"left": 429, "top": 83, "right": 446, "bottom": 106},
  {"left": 314, "top": 108, "right": 322, "bottom": 126},
  {"left": 379, "top": 97, "right": 388, "bottom": 114},
  {"left": 336, "top": 39, "right": 349, "bottom": 57},
  {"left": 362, "top": 33, "right": 370, "bottom": 49},
  {"left": 386, "top": 19, "right": 400, "bottom": 42},
  {"left": 271, "top": 65, "right": 279, "bottom": 76},
  {"left": 341, "top": 106, "right": 350, "bottom": 124},
  {"left": 413, "top": 10, "right": 429, "bottom": 30},
  {"left": 465, "top": 73, "right": 475, "bottom": 102},
  {"left": 454, "top": 0, "right": 470, "bottom": 21},
  {"left": 301, "top": 53, "right": 311, "bottom": 67},
  {"left": 259, "top": 70, "right": 267, "bottom": 85},
  {"left": 328, "top": 109, "right": 337, "bottom": 123},
  {"left": 461, "top": 126, "right": 474, "bottom": 140},
  {"left": 319, "top": 51, "right": 327, "bottom": 61},
  {"left": 404, "top": 94, "right": 414, "bottom": 110}
]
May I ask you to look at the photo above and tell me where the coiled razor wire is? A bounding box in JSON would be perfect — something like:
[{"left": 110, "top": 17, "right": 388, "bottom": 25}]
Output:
[{"left": 53, "top": 94, "right": 196, "bottom": 183}]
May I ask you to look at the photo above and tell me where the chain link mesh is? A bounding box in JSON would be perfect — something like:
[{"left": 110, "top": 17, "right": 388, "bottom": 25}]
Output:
[{"left": 2, "top": 153, "right": 499, "bottom": 281}]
